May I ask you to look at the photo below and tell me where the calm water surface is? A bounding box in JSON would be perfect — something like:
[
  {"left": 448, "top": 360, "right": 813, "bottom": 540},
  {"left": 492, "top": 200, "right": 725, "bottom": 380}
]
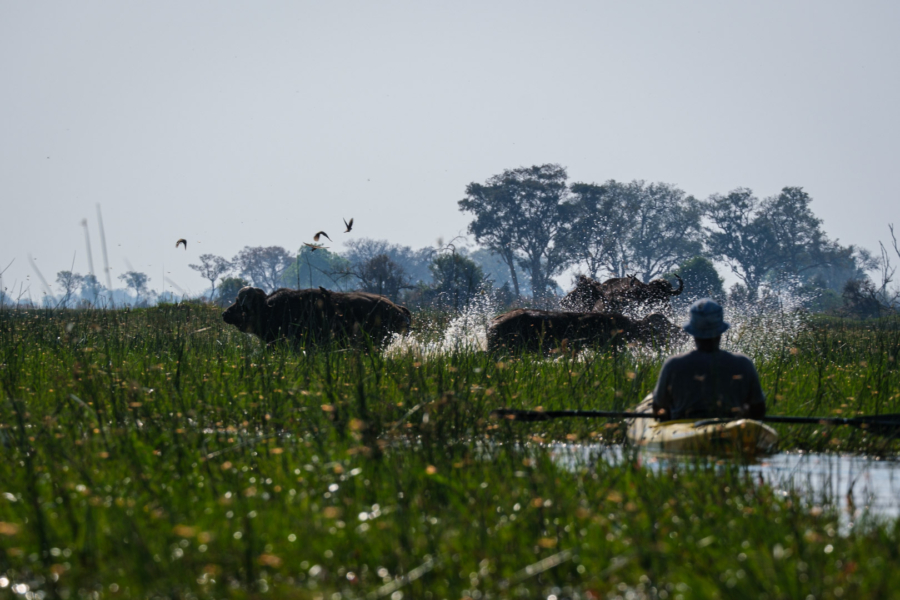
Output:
[{"left": 550, "top": 443, "right": 900, "bottom": 525}]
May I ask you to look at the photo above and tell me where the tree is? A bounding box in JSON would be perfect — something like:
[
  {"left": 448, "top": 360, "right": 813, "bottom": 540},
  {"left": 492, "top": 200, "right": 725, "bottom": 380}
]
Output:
[
  {"left": 459, "top": 164, "right": 570, "bottom": 301},
  {"left": 216, "top": 277, "right": 250, "bottom": 307},
  {"left": 800, "top": 243, "right": 876, "bottom": 293},
  {"left": 79, "top": 274, "right": 105, "bottom": 305},
  {"left": 704, "top": 188, "right": 774, "bottom": 297},
  {"left": 425, "top": 251, "right": 486, "bottom": 311},
  {"left": 118, "top": 271, "right": 151, "bottom": 305},
  {"left": 232, "top": 246, "right": 294, "bottom": 291},
  {"left": 283, "top": 246, "right": 352, "bottom": 290},
  {"left": 564, "top": 180, "right": 703, "bottom": 282},
  {"left": 859, "top": 223, "right": 900, "bottom": 310},
  {"left": 669, "top": 257, "right": 725, "bottom": 306},
  {"left": 353, "top": 254, "right": 411, "bottom": 302},
  {"left": 469, "top": 248, "right": 531, "bottom": 297},
  {"left": 557, "top": 180, "right": 703, "bottom": 284},
  {"left": 189, "top": 254, "right": 232, "bottom": 299},
  {"left": 705, "top": 187, "right": 831, "bottom": 298},
  {"left": 842, "top": 278, "right": 886, "bottom": 319},
  {"left": 56, "top": 270, "right": 83, "bottom": 308},
  {"left": 628, "top": 182, "right": 704, "bottom": 281},
  {"left": 343, "top": 238, "right": 433, "bottom": 285},
  {"left": 764, "top": 187, "right": 830, "bottom": 282},
  {"left": 557, "top": 182, "right": 624, "bottom": 280}
]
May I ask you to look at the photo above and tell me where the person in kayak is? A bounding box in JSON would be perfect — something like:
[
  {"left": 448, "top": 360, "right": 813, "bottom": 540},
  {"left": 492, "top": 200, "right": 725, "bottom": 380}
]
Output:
[{"left": 652, "top": 298, "right": 766, "bottom": 421}]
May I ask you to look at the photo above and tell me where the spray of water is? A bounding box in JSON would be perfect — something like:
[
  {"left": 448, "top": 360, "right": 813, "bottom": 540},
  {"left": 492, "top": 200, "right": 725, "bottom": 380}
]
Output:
[
  {"left": 387, "top": 282, "right": 812, "bottom": 364},
  {"left": 623, "top": 282, "right": 812, "bottom": 365},
  {"left": 717, "top": 285, "right": 811, "bottom": 361},
  {"left": 385, "top": 290, "right": 499, "bottom": 358}
]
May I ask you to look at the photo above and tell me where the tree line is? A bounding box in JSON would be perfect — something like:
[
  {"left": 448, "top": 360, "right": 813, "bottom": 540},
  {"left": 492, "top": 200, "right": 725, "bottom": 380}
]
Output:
[
  {"left": 460, "top": 164, "right": 895, "bottom": 313},
  {"left": 195, "top": 239, "right": 500, "bottom": 312},
  {"left": 43, "top": 238, "right": 499, "bottom": 311},
  {"left": 31, "top": 163, "right": 899, "bottom": 314}
]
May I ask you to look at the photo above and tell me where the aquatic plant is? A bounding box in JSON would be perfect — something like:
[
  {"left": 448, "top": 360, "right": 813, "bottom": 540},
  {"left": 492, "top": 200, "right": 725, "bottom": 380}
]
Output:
[{"left": 0, "top": 304, "right": 898, "bottom": 598}]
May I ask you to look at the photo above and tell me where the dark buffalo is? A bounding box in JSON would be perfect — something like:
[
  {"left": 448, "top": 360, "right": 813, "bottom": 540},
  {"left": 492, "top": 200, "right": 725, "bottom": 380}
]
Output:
[
  {"left": 560, "top": 274, "right": 636, "bottom": 312},
  {"left": 561, "top": 274, "right": 684, "bottom": 313},
  {"left": 487, "top": 309, "right": 679, "bottom": 355},
  {"left": 222, "top": 286, "right": 411, "bottom": 349}
]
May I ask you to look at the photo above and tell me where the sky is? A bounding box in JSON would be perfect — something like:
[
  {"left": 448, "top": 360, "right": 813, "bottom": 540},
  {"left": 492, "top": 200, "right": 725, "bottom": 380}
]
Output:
[{"left": 2, "top": 1, "right": 899, "bottom": 301}]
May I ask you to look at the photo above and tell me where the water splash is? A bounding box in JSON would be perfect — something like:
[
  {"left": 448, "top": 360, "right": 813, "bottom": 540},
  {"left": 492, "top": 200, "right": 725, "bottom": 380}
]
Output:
[
  {"left": 388, "top": 282, "right": 812, "bottom": 362},
  {"left": 717, "top": 285, "right": 811, "bottom": 361},
  {"left": 385, "top": 291, "right": 498, "bottom": 357},
  {"left": 435, "top": 291, "right": 496, "bottom": 353},
  {"left": 624, "top": 282, "right": 812, "bottom": 363}
]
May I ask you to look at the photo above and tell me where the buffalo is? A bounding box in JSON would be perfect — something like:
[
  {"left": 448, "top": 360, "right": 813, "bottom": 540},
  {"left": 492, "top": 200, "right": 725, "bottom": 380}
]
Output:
[
  {"left": 560, "top": 274, "right": 634, "bottom": 312},
  {"left": 561, "top": 274, "right": 684, "bottom": 313},
  {"left": 222, "top": 286, "right": 411, "bottom": 349},
  {"left": 487, "top": 308, "right": 679, "bottom": 355}
]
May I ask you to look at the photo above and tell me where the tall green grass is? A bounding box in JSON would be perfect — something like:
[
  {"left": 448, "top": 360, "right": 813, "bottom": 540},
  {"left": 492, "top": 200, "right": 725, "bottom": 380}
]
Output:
[{"left": 1, "top": 305, "right": 899, "bottom": 598}]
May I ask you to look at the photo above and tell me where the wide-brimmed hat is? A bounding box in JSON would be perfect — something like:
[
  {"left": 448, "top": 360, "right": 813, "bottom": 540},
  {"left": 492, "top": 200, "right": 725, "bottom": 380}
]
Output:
[{"left": 682, "top": 298, "right": 730, "bottom": 339}]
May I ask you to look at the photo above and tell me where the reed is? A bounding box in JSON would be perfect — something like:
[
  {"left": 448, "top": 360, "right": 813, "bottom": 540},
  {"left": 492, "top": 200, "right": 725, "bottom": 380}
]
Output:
[{"left": 0, "top": 305, "right": 898, "bottom": 598}]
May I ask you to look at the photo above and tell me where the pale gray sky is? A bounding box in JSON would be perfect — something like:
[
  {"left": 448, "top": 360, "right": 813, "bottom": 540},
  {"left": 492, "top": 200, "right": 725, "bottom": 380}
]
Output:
[{"left": 2, "top": 1, "right": 898, "bottom": 300}]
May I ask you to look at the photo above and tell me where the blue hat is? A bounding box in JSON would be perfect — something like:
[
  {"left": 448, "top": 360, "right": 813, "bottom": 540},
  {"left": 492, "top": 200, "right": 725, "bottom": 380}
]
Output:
[{"left": 683, "top": 298, "right": 730, "bottom": 339}]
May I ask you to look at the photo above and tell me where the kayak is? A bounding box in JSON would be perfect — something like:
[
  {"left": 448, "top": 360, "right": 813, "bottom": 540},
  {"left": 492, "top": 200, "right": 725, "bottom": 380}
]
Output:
[{"left": 626, "top": 395, "right": 779, "bottom": 457}]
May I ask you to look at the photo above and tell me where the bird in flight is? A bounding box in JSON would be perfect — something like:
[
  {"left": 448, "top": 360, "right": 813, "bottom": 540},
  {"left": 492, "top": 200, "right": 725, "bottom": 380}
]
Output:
[
  {"left": 176, "top": 239, "right": 187, "bottom": 250},
  {"left": 304, "top": 242, "right": 327, "bottom": 252},
  {"left": 313, "top": 231, "right": 332, "bottom": 243},
  {"left": 343, "top": 218, "right": 354, "bottom": 233}
]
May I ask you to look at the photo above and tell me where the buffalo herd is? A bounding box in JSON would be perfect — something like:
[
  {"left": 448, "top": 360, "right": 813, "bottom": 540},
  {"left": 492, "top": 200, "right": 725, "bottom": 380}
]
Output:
[
  {"left": 488, "top": 273, "right": 684, "bottom": 355},
  {"left": 486, "top": 309, "right": 679, "bottom": 355},
  {"left": 222, "top": 273, "right": 682, "bottom": 355},
  {"left": 560, "top": 273, "right": 683, "bottom": 313}
]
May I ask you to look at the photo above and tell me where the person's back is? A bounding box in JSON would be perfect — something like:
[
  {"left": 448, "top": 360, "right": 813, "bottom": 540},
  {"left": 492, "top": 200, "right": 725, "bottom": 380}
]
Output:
[{"left": 652, "top": 299, "right": 766, "bottom": 421}]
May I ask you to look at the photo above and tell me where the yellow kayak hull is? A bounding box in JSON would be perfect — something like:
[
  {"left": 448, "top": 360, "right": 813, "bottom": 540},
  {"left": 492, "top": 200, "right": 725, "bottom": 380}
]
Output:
[{"left": 626, "top": 396, "right": 778, "bottom": 457}]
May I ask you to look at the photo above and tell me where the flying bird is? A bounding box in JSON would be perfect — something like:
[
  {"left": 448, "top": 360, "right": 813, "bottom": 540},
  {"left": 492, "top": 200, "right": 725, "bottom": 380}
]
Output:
[
  {"left": 304, "top": 242, "right": 327, "bottom": 252},
  {"left": 343, "top": 218, "right": 354, "bottom": 233},
  {"left": 313, "top": 231, "right": 332, "bottom": 243},
  {"left": 176, "top": 239, "right": 187, "bottom": 250}
]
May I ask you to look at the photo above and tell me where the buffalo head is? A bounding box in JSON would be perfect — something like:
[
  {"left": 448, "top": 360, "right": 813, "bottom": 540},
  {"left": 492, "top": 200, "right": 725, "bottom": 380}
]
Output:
[
  {"left": 647, "top": 274, "right": 684, "bottom": 297},
  {"left": 222, "top": 286, "right": 268, "bottom": 335}
]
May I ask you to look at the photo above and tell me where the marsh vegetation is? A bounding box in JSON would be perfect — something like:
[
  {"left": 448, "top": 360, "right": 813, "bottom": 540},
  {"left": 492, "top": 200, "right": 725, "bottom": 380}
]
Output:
[{"left": 1, "top": 304, "right": 899, "bottom": 599}]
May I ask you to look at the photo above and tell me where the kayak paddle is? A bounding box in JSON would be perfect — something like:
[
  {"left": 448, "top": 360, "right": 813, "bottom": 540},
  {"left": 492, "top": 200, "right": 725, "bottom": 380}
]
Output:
[{"left": 490, "top": 408, "right": 900, "bottom": 437}]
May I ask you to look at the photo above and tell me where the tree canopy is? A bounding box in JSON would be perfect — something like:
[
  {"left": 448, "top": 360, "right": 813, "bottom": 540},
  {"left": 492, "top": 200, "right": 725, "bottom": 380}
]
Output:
[
  {"left": 424, "top": 252, "right": 486, "bottom": 311},
  {"left": 232, "top": 246, "right": 293, "bottom": 292},
  {"left": 36, "top": 164, "right": 889, "bottom": 313},
  {"left": 118, "top": 271, "right": 152, "bottom": 306},
  {"left": 353, "top": 254, "right": 411, "bottom": 302},
  {"left": 459, "top": 164, "right": 570, "bottom": 301},
  {"left": 189, "top": 254, "right": 232, "bottom": 299},
  {"left": 216, "top": 277, "right": 249, "bottom": 307},
  {"left": 56, "top": 270, "right": 83, "bottom": 308},
  {"left": 562, "top": 180, "right": 703, "bottom": 282},
  {"left": 282, "top": 247, "right": 351, "bottom": 290},
  {"left": 704, "top": 187, "right": 832, "bottom": 298},
  {"left": 669, "top": 257, "right": 725, "bottom": 306}
]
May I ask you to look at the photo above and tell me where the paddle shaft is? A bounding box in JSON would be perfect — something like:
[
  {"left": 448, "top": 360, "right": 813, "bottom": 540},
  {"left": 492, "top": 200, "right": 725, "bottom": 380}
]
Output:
[{"left": 490, "top": 408, "right": 900, "bottom": 432}]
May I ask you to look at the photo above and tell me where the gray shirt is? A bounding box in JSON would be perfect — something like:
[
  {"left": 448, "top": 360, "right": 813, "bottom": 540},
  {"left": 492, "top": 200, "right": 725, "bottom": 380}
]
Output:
[{"left": 652, "top": 349, "right": 765, "bottom": 420}]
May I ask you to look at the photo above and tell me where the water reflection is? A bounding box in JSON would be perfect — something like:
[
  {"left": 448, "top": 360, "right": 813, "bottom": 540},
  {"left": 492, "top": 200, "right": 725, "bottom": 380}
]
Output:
[
  {"left": 549, "top": 443, "right": 900, "bottom": 525},
  {"left": 751, "top": 452, "right": 900, "bottom": 524}
]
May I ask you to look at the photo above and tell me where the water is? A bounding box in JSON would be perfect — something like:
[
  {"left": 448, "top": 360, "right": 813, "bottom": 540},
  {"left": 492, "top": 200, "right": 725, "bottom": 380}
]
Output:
[
  {"left": 385, "top": 290, "right": 498, "bottom": 356},
  {"left": 549, "top": 442, "right": 900, "bottom": 527},
  {"left": 387, "top": 281, "right": 814, "bottom": 361},
  {"left": 391, "top": 285, "right": 900, "bottom": 524},
  {"left": 716, "top": 286, "right": 811, "bottom": 361},
  {"left": 752, "top": 452, "right": 900, "bottom": 525}
]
